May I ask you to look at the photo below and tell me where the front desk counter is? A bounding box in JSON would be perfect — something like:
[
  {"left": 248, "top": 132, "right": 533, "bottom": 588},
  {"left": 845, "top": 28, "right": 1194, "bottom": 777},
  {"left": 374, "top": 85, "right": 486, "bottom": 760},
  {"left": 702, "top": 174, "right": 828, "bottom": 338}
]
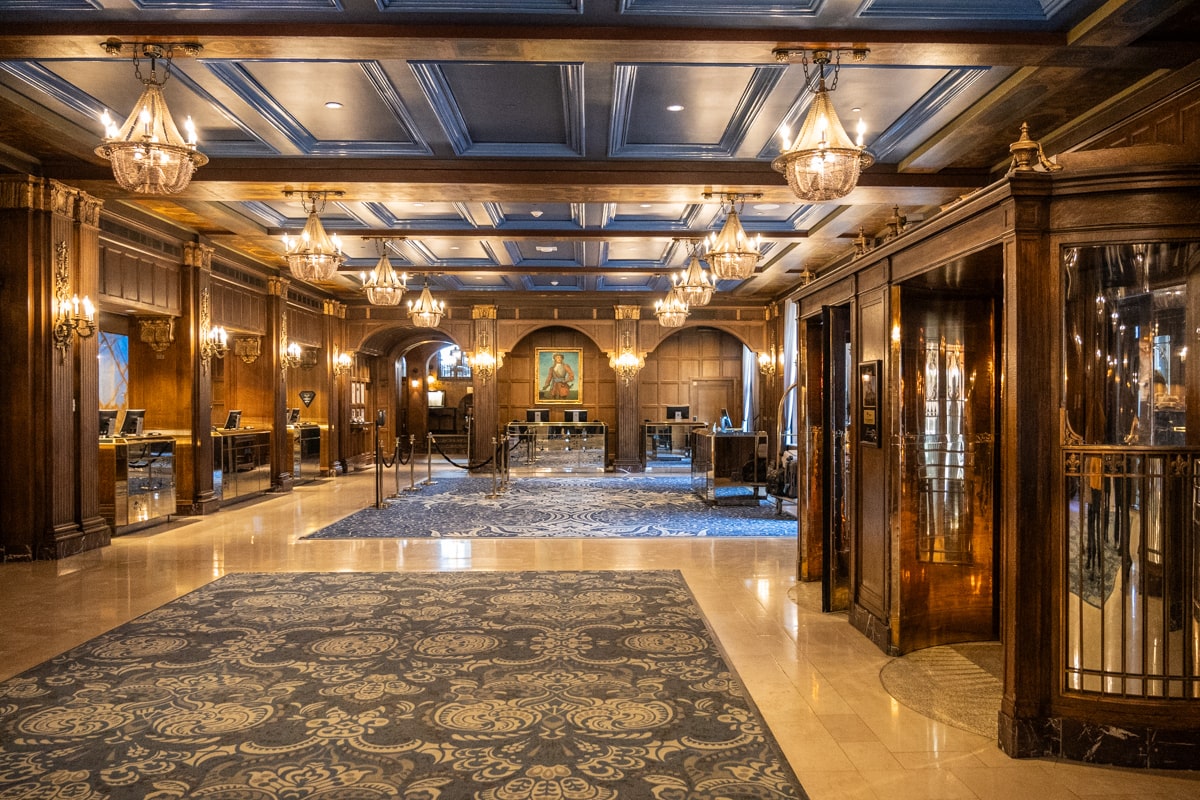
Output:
[
  {"left": 99, "top": 434, "right": 177, "bottom": 533},
  {"left": 213, "top": 428, "right": 272, "bottom": 503},
  {"left": 505, "top": 421, "right": 608, "bottom": 472},
  {"left": 290, "top": 423, "right": 322, "bottom": 482},
  {"left": 691, "top": 430, "right": 768, "bottom": 505}
]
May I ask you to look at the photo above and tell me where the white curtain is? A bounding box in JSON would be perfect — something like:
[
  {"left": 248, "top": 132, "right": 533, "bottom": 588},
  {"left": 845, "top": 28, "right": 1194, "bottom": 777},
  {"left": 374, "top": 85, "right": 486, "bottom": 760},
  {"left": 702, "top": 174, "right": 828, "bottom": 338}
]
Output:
[
  {"left": 742, "top": 345, "right": 757, "bottom": 431},
  {"left": 781, "top": 299, "right": 799, "bottom": 448}
]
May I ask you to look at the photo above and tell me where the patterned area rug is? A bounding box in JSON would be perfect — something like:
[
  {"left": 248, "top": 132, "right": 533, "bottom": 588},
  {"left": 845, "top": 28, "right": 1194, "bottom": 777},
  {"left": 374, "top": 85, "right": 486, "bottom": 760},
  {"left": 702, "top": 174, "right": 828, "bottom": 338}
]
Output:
[
  {"left": 304, "top": 476, "right": 794, "bottom": 539},
  {"left": 0, "top": 571, "right": 807, "bottom": 799},
  {"left": 878, "top": 642, "right": 1002, "bottom": 739}
]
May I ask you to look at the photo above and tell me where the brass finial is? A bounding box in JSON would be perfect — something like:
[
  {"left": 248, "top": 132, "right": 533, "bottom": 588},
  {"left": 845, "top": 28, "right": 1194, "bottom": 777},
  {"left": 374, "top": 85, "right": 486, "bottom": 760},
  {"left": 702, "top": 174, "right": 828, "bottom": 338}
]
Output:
[{"left": 1008, "top": 122, "right": 1062, "bottom": 174}]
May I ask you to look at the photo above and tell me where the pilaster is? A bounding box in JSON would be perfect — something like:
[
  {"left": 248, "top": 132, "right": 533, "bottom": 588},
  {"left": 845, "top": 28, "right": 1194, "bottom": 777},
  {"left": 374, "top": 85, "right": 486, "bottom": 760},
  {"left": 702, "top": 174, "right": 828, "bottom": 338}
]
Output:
[
  {"left": 612, "top": 305, "right": 643, "bottom": 472},
  {"left": 470, "top": 305, "right": 499, "bottom": 470}
]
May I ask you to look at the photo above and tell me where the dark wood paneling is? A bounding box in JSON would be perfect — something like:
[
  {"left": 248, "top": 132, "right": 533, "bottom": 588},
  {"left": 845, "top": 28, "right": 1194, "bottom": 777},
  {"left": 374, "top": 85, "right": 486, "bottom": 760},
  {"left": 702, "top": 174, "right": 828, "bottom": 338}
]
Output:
[
  {"left": 98, "top": 243, "right": 180, "bottom": 315},
  {"left": 853, "top": 289, "right": 890, "bottom": 625}
]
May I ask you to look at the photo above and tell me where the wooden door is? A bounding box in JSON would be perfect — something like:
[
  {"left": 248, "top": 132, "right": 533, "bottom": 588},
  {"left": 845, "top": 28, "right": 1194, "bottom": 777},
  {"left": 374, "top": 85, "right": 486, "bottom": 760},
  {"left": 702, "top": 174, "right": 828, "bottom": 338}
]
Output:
[{"left": 690, "top": 378, "right": 734, "bottom": 429}]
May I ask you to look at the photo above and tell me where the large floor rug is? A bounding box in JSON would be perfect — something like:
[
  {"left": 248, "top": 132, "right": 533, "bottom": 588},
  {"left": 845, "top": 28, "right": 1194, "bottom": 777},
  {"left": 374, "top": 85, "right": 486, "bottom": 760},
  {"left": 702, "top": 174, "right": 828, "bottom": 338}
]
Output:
[
  {"left": 0, "top": 571, "right": 807, "bottom": 799},
  {"left": 304, "top": 476, "right": 794, "bottom": 539}
]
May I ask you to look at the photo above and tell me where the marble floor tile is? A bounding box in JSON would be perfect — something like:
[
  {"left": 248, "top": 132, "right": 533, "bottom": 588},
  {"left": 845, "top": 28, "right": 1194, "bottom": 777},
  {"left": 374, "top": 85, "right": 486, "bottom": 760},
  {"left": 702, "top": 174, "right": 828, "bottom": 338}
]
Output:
[{"left": 1, "top": 468, "right": 1197, "bottom": 797}]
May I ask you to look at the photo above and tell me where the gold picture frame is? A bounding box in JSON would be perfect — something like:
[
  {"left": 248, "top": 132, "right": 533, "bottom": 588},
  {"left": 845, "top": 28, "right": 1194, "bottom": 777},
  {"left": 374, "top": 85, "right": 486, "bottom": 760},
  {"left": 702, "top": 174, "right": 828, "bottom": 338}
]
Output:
[{"left": 535, "top": 348, "right": 583, "bottom": 404}]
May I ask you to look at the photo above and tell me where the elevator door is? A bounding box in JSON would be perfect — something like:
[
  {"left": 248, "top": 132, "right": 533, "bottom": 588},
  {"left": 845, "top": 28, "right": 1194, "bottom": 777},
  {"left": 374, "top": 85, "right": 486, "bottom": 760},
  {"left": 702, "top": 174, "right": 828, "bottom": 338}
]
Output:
[{"left": 823, "top": 306, "right": 852, "bottom": 612}]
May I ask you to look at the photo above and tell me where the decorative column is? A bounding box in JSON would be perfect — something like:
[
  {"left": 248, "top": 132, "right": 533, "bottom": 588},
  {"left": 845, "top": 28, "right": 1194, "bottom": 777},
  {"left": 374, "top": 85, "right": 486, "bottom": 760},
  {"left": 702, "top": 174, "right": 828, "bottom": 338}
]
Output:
[
  {"left": 268, "top": 277, "right": 295, "bottom": 493},
  {"left": 182, "top": 241, "right": 219, "bottom": 514},
  {"left": 324, "top": 299, "right": 346, "bottom": 476},
  {"left": 0, "top": 175, "right": 109, "bottom": 560},
  {"left": 469, "top": 305, "right": 499, "bottom": 470},
  {"left": 612, "top": 305, "right": 644, "bottom": 472},
  {"left": 759, "top": 304, "right": 782, "bottom": 461}
]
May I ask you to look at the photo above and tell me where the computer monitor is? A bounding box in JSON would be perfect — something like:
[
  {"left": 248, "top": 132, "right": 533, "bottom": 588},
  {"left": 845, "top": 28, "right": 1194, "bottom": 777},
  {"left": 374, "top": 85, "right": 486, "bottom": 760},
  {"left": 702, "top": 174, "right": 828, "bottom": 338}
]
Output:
[
  {"left": 224, "top": 410, "right": 242, "bottom": 430},
  {"left": 119, "top": 409, "right": 145, "bottom": 436},
  {"left": 666, "top": 405, "right": 690, "bottom": 421},
  {"left": 99, "top": 409, "right": 118, "bottom": 437},
  {"left": 526, "top": 408, "right": 549, "bottom": 423},
  {"left": 287, "top": 407, "right": 301, "bottom": 425},
  {"left": 719, "top": 408, "right": 733, "bottom": 430},
  {"left": 564, "top": 409, "right": 587, "bottom": 423}
]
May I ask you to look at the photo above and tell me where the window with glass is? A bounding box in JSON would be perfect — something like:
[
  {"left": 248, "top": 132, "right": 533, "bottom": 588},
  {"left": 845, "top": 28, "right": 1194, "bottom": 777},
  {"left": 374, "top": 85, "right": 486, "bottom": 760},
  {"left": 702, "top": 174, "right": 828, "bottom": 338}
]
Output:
[{"left": 1061, "top": 241, "right": 1199, "bottom": 698}]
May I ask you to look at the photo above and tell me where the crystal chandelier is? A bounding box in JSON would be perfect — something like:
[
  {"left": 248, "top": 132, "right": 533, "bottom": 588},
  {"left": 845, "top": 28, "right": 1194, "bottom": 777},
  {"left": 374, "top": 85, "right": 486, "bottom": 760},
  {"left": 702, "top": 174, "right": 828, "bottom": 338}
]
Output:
[
  {"left": 361, "top": 249, "right": 408, "bottom": 306},
  {"left": 771, "top": 48, "right": 874, "bottom": 202},
  {"left": 95, "top": 41, "right": 208, "bottom": 195},
  {"left": 609, "top": 331, "right": 645, "bottom": 386},
  {"left": 704, "top": 193, "right": 762, "bottom": 280},
  {"left": 282, "top": 191, "right": 346, "bottom": 282},
  {"left": 407, "top": 278, "right": 445, "bottom": 328},
  {"left": 674, "top": 251, "right": 715, "bottom": 307},
  {"left": 655, "top": 285, "right": 690, "bottom": 328}
]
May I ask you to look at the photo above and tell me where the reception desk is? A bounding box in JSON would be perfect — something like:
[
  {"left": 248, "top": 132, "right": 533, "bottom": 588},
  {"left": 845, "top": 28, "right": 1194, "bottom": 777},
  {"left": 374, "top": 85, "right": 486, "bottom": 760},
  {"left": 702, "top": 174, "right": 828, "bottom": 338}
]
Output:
[
  {"left": 99, "top": 435, "right": 177, "bottom": 532},
  {"left": 213, "top": 428, "right": 272, "bottom": 502},
  {"left": 506, "top": 421, "right": 607, "bottom": 473},
  {"left": 290, "top": 423, "right": 322, "bottom": 482},
  {"left": 691, "top": 430, "right": 768, "bottom": 505}
]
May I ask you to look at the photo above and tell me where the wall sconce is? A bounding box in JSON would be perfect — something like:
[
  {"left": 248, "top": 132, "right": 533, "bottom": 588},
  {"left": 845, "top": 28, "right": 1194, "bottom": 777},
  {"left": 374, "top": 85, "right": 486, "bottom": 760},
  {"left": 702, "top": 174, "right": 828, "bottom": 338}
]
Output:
[
  {"left": 469, "top": 331, "right": 503, "bottom": 384},
  {"left": 608, "top": 330, "right": 645, "bottom": 386},
  {"left": 138, "top": 316, "right": 175, "bottom": 357},
  {"left": 234, "top": 335, "right": 261, "bottom": 364},
  {"left": 198, "top": 287, "right": 227, "bottom": 372},
  {"left": 51, "top": 242, "right": 96, "bottom": 362},
  {"left": 281, "top": 341, "right": 303, "bottom": 370},
  {"left": 757, "top": 350, "right": 777, "bottom": 377},
  {"left": 333, "top": 348, "right": 353, "bottom": 376},
  {"left": 410, "top": 371, "right": 422, "bottom": 391}
]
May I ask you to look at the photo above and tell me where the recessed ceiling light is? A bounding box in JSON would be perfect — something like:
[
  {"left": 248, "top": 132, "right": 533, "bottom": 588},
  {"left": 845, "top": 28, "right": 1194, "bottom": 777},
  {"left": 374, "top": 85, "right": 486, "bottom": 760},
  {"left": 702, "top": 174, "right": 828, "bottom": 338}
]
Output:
[
  {"left": 667, "top": 104, "right": 684, "bottom": 112},
  {"left": 639, "top": 203, "right": 652, "bottom": 208},
  {"left": 412, "top": 202, "right": 425, "bottom": 207},
  {"left": 449, "top": 245, "right": 460, "bottom": 250},
  {"left": 535, "top": 245, "right": 557, "bottom": 253},
  {"left": 530, "top": 209, "right": 544, "bottom": 218},
  {"left": 753, "top": 203, "right": 780, "bottom": 211},
  {"left": 324, "top": 101, "right": 343, "bottom": 109},
  {"left": 550, "top": 280, "right": 559, "bottom": 286}
]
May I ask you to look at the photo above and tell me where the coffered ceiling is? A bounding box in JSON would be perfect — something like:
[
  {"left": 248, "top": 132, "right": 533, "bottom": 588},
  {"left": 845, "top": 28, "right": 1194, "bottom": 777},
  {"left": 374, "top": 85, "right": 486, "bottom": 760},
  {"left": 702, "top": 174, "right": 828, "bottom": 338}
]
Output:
[{"left": 0, "top": 0, "right": 1197, "bottom": 307}]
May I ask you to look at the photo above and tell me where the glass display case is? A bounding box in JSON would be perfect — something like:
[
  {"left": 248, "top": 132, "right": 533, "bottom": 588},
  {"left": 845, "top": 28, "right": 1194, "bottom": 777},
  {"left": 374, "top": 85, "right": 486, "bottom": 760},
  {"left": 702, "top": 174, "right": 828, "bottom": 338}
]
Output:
[{"left": 291, "top": 423, "right": 321, "bottom": 482}]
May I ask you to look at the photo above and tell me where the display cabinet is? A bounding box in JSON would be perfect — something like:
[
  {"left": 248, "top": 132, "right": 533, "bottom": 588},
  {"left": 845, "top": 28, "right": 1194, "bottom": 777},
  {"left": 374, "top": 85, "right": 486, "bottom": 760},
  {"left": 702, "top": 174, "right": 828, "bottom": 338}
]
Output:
[
  {"left": 98, "top": 435, "right": 176, "bottom": 532},
  {"left": 642, "top": 420, "right": 704, "bottom": 468},
  {"left": 506, "top": 421, "right": 607, "bottom": 473},
  {"left": 691, "top": 430, "right": 768, "bottom": 505}
]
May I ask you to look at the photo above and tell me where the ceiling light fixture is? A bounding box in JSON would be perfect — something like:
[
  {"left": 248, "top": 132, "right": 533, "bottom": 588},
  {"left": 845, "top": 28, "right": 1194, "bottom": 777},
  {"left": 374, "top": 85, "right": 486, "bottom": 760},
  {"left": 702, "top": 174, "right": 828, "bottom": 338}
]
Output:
[
  {"left": 281, "top": 190, "right": 346, "bottom": 282},
  {"left": 674, "top": 245, "right": 715, "bottom": 307},
  {"left": 703, "top": 192, "right": 763, "bottom": 280},
  {"left": 771, "top": 48, "right": 874, "bottom": 202},
  {"left": 407, "top": 277, "right": 445, "bottom": 328},
  {"left": 96, "top": 40, "right": 208, "bottom": 195},
  {"left": 360, "top": 243, "right": 408, "bottom": 306},
  {"left": 654, "top": 284, "right": 690, "bottom": 328}
]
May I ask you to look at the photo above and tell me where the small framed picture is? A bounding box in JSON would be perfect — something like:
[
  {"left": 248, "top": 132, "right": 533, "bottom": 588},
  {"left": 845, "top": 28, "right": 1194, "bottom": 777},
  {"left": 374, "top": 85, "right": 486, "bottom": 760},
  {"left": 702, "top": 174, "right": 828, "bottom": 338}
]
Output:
[{"left": 859, "top": 360, "right": 880, "bottom": 447}]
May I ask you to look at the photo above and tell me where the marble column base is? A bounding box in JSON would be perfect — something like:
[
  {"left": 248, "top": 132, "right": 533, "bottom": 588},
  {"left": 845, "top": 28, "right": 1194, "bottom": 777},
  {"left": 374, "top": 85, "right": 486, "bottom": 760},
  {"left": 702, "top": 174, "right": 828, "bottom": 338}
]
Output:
[{"left": 1000, "top": 710, "right": 1200, "bottom": 769}]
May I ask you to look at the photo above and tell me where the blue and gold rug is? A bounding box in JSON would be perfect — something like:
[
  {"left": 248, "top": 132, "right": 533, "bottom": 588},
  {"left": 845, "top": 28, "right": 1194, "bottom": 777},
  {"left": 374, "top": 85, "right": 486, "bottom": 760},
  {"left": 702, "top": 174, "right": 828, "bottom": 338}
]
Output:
[
  {"left": 305, "top": 476, "right": 793, "bottom": 539},
  {"left": 0, "top": 571, "right": 807, "bottom": 799}
]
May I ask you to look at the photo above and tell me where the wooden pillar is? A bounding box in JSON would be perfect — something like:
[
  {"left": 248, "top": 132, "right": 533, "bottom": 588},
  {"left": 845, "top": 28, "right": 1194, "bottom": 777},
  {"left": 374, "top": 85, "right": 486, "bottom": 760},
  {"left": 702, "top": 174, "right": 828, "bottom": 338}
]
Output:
[
  {"left": 997, "top": 178, "right": 1057, "bottom": 757},
  {"left": 0, "top": 175, "right": 109, "bottom": 560},
  {"left": 469, "top": 304, "right": 498, "bottom": 470},
  {"left": 181, "top": 242, "right": 219, "bottom": 514},
  {"left": 612, "top": 305, "right": 644, "bottom": 472},
  {"left": 269, "top": 278, "right": 295, "bottom": 493},
  {"left": 759, "top": 303, "right": 783, "bottom": 460}
]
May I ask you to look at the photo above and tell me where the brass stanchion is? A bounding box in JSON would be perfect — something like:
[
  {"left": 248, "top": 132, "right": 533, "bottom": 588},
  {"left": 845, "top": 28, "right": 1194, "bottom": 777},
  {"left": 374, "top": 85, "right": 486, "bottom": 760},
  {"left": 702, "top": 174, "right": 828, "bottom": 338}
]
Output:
[
  {"left": 403, "top": 434, "right": 419, "bottom": 492},
  {"left": 390, "top": 436, "right": 401, "bottom": 499},
  {"left": 486, "top": 436, "right": 502, "bottom": 498},
  {"left": 423, "top": 431, "right": 436, "bottom": 486}
]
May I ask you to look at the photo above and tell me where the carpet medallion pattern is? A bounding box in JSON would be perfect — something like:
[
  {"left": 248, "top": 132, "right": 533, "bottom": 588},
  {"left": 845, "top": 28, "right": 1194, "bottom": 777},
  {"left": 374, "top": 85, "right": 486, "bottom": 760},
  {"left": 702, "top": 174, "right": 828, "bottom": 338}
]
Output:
[
  {"left": 304, "top": 476, "right": 793, "bottom": 539},
  {"left": 0, "top": 571, "right": 806, "bottom": 799}
]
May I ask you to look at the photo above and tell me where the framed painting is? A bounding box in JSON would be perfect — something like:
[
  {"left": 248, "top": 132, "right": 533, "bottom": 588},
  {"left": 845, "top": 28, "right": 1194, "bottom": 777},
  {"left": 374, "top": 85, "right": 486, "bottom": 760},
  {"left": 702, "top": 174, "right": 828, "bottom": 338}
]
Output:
[{"left": 535, "top": 348, "right": 583, "bottom": 404}]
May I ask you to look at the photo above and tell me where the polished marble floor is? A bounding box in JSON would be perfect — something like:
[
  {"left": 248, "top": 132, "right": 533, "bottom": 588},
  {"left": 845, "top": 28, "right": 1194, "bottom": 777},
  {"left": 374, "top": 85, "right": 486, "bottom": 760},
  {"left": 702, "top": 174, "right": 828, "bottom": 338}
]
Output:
[{"left": 1, "top": 469, "right": 1197, "bottom": 799}]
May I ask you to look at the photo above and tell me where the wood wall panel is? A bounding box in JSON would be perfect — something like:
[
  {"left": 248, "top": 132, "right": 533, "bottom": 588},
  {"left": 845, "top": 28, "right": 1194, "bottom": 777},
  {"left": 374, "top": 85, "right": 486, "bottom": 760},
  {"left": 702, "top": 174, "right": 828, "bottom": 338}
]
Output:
[
  {"left": 641, "top": 327, "right": 743, "bottom": 424},
  {"left": 212, "top": 278, "right": 266, "bottom": 334},
  {"left": 853, "top": 289, "right": 889, "bottom": 626},
  {"left": 98, "top": 244, "right": 180, "bottom": 316}
]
